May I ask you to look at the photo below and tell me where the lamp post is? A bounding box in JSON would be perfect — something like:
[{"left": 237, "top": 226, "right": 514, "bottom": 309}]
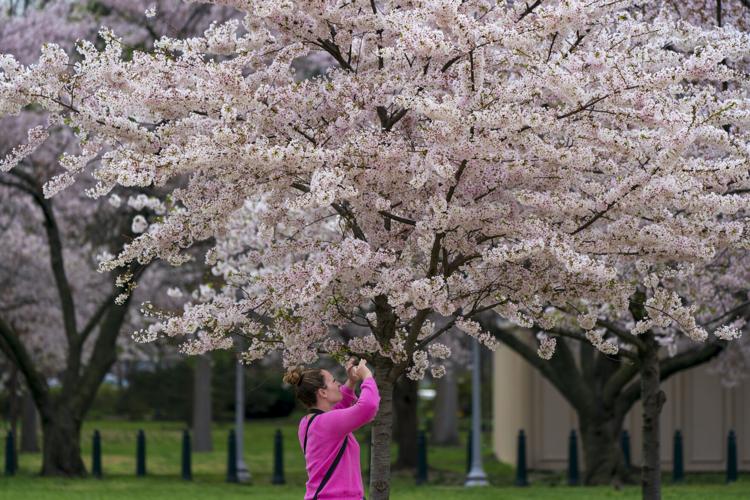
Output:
[
  {"left": 235, "top": 357, "right": 251, "bottom": 483},
  {"left": 464, "top": 338, "right": 489, "bottom": 486}
]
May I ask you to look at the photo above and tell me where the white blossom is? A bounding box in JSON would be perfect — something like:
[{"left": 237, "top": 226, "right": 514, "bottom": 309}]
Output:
[{"left": 131, "top": 214, "right": 148, "bottom": 234}]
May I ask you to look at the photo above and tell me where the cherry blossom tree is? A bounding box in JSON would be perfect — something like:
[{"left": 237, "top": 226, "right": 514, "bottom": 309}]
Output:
[
  {"left": 482, "top": 0, "right": 750, "bottom": 491},
  {"left": 0, "top": 143, "right": 151, "bottom": 475},
  {"left": 2, "top": 0, "right": 750, "bottom": 497},
  {"left": 0, "top": 0, "right": 229, "bottom": 476},
  {"left": 481, "top": 277, "right": 749, "bottom": 487}
]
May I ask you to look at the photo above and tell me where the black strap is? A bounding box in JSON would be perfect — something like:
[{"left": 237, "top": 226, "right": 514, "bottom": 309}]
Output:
[
  {"left": 314, "top": 435, "right": 347, "bottom": 499},
  {"left": 303, "top": 409, "right": 349, "bottom": 500},
  {"left": 303, "top": 409, "right": 323, "bottom": 454}
]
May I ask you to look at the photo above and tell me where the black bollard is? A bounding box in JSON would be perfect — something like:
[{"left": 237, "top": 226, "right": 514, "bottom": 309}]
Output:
[
  {"left": 136, "top": 429, "right": 146, "bottom": 477},
  {"left": 92, "top": 430, "right": 102, "bottom": 479},
  {"left": 672, "top": 430, "right": 684, "bottom": 483},
  {"left": 182, "top": 430, "right": 192, "bottom": 481},
  {"left": 415, "top": 430, "right": 427, "bottom": 485},
  {"left": 727, "top": 430, "right": 738, "bottom": 483},
  {"left": 514, "top": 429, "right": 529, "bottom": 487},
  {"left": 272, "top": 429, "right": 285, "bottom": 485},
  {"left": 567, "top": 430, "right": 579, "bottom": 486},
  {"left": 466, "top": 429, "right": 473, "bottom": 474},
  {"left": 227, "top": 429, "right": 238, "bottom": 483},
  {"left": 4, "top": 431, "right": 16, "bottom": 476},
  {"left": 620, "top": 430, "right": 631, "bottom": 470}
]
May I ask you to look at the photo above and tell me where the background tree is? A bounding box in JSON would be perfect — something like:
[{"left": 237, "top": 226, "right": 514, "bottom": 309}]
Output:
[
  {"left": 483, "top": 311, "right": 745, "bottom": 486},
  {"left": 430, "top": 323, "right": 472, "bottom": 446},
  {"left": 0, "top": 0, "right": 232, "bottom": 476},
  {"left": 483, "top": 0, "right": 750, "bottom": 491}
]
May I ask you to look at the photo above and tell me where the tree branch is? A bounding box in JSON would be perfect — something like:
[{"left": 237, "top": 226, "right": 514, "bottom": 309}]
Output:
[
  {"left": 701, "top": 300, "right": 750, "bottom": 328},
  {"left": 315, "top": 38, "right": 354, "bottom": 72},
  {"left": 597, "top": 318, "right": 647, "bottom": 351},
  {"left": 579, "top": 340, "right": 595, "bottom": 381},
  {"left": 619, "top": 340, "right": 726, "bottom": 412},
  {"left": 290, "top": 181, "right": 368, "bottom": 241},
  {"left": 478, "top": 314, "right": 595, "bottom": 414},
  {"left": 0, "top": 316, "right": 49, "bottom": 405},
  {"left": 6, "top": 170, "right": 79, "bottom": 343},
  {"left": 79, "top": 291, "right": 118, "bottom": 345},
  {"left": 517, "top": 0, "right": 543, "bottom": 22},
  {"left": 331, "top": 201, "right": 368, "bottom": 241},
  {"left": 70, "top": 293, "right": 131, "bottom": 417},
  {"left": 482, "top": 319, "right": 557, "bottom": 377},
  {"left": 570, "top": 180, "right": 642, "bottom": 236},
  {"left": 70, "top": 263, "right": 147, "bottom": 414},
  {"left": 415, "top": 316, "right": 457, "bottom": 351},
  {"left": 556, "top": 94, "right": 611, "bottom": 119},
  {"left": 441, "top": 54, "right": 463, "bottom": 73},
  {"left": 376, "top": 106, "right": 408, "bottom": 132},
  {"left": 602, "top": 361, "right": 639, "bottom": 405},
  {"left": 378, "top": 210, "right": 416, "bottom": 226},
  {"left": 660, "top": 341, "right": 724, "bottom": 381},
  {"left": 552, "top": 335, "right": 595, "bottom": 411}
]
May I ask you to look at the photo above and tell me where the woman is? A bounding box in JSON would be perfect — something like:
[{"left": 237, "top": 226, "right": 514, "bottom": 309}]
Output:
[{"left": 284, "top": 358, "right": 380, "bottom": 500}]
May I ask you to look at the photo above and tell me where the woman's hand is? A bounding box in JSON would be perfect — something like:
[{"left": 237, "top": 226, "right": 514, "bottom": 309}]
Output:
[
  {"left": 344, "top": 357, "right": 359, "bottom": 389},
  {"left": 354, "top": 359, "right": 372, "bottom": 380}
]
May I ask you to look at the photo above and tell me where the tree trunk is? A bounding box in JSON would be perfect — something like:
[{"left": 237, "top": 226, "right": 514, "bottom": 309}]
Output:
[
  {"left": 192, "top": 354, "right": 213, "bottom": 452},
  {"left": 20, "top": 390, "right": 39, "bottom": 453},
  {"left": 640, "top": 333, "right": 665, "bottom": 500},
  {"left": 7, "top": 364, "right": 19, "bottom": 440},
  {"left": 431, "top": 364, "right": 459, "bottom": 446},
  {"left": 369, "top": 360, "right": 395, "bottom": 500},
  {"left": 40, "top": 406, "right": 85, "bottom": 476},
  {"left": 393, "top": 375, "right": 418, "bottom": 470},
  {"left": 579, "top": 416, "right": 630, "bottom": 485}
]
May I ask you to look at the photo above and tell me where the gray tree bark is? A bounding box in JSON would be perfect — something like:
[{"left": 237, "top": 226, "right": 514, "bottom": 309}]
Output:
[
  {"left": 639, "top": 332, "right": 665, "bottom": 500},
  {"left": 192, "top": 354, "right": 213, "bottom": 452},
  {"left": 39, "top": 406, "right": 84, "bottom": 476},
  {"left": 369, "top": 358, "right": 396, "bottom": 500},
  {"left": 393, "top": 375, "right": 418, "bottom": 469},
  {"left": 20, "top": 389, "right": 39, "bottom": 453},
  {"left": 7, "top": 364, "right": 19, "bottom": 442},
  {"left": 579, "top": 415, "right": 628, "bottom": 485},
  {"left": 431, "top": 364, "right": 459, "bottom": 445}
]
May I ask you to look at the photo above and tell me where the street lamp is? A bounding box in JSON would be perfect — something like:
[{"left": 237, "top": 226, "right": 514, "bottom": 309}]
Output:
[
  {"left": 235, "top": 357, "right": 251, "bottom": 483},
  {"left": 464, "top": 337, "right": 489, "bottom": 486}
]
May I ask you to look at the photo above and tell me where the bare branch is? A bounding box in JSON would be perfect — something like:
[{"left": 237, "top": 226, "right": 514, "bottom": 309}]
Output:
[
  {"left": 378, "top": 210, "right": 416, "bottom": 226},
  {"left": 0, "top": 316, "right": 49, "bottom": 405},
  {"left": 4, "top": 170, "right": 79, "bottom": 343},
  {"left": 597, "top": 318, "right": 647, "bottom": 351},
  {"left": 517, "top": 0, "right": 543, "bottom": 23}
]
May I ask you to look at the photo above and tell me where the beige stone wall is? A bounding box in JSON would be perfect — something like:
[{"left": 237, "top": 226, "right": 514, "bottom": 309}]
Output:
[
  {"left": 492, "top": 343, "right": 533, "bottom": 463},
  {"left": 492, "top": 345, "right": 749, "bottom": 471}
]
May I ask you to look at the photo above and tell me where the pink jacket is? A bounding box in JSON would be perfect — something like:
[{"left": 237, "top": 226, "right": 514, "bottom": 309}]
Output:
[{"left": 297, "top": 377, "right": 380, "bottom": 499}]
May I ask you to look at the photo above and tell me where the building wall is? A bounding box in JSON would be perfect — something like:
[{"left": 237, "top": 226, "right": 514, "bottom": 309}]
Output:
[
  {"left": 492, "top": 342, "right": 534, "bottom": 463},
  {"left": 492, "top": 343, "right": 749, "bottom": 471}
]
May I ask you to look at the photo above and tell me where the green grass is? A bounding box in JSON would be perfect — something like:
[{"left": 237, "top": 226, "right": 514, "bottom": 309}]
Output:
[
  {"left": 2, "top": 475, "right": 749, "bottom": 500},
  {"left": 1, "top": 417, "right": 748, "bottom": 499}
]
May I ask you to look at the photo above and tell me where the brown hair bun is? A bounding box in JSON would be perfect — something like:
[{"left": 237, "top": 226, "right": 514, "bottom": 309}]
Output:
[
  {"left": 283, "top": 368, "right": 304, "bottom": 386},
  {"left": 283, "top": 367, "right": 326, "bottom": 408}
]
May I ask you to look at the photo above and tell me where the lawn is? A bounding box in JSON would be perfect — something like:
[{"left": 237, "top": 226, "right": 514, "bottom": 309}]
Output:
[{"left": 1, "top": 417, "right": 747, "bottom": 499}]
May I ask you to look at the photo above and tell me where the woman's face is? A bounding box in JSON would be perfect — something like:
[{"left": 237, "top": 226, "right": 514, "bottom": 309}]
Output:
[{"left": 317, "top": 369, "right": 343, "bottom": 405}]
